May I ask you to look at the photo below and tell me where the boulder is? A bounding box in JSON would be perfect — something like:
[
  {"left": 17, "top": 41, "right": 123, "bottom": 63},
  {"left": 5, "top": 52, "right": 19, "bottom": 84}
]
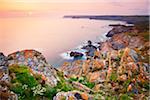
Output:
[
  {"left": 110, "top": 33, "right": 130, "bottom": 50},
  {"left": 53, "top": 91, "right": 89, "bottom": 100},
  {"left": 100, "top": 41, "right": 113, "bottom": 54},
  {"left": 72, "top": 82, "right": 93, "bottom": 93},
  {"left": 7, "top": 50, "right": 58, "bottom": 86},
  {"left": 60, "top": 60, "right": 83, "bottom": 78},
  {"left": 87, "top": 71, "right": 100, "bottom": 83},
  {"left": 82, "top": 60, "right": 91, "bottom": 75},
  {"left": 92, "top": 59, "right": 104, "bottom": 71}
]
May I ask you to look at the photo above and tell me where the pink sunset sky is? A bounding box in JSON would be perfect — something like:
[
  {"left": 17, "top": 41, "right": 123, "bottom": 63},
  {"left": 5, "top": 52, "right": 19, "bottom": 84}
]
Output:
[{"left": 0, "top": 0, "right": 149, "bottom": 16}]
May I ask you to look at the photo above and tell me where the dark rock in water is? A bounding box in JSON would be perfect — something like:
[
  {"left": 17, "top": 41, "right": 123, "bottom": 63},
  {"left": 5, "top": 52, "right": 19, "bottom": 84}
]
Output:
[
  {"left": 70, "top": 51, "right": 84, "bottom": 60},
  {"left": 7, "top": 49, "right": 58, "bottom": 86},
  {"left": 82, "top": 40, "right": 97, "bottom": 57}
]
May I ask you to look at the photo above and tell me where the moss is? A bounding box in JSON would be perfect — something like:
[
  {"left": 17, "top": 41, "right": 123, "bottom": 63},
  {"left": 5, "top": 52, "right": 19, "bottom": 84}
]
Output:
[
  {"left": 93, "top": 93, "right": 103, "bottom": 100},
  {"left": 55, "top": 79, "right": 74, "bottom": 92},
  {"left": 123, "top": 79, "right": 131, "bottom": 90},
  {"left": 10, "top": 83, "right": 24, "bottom": 95},
  {"left": 68, "top": 77, "right": 78, "bottom": 82},
  {"left": 9, "top": 64, "right": 29, "bottom": 74},
  {"left": 120, "top": 94, "right": 131, "bottom": 100},
  {"left": 9, "top": 65, "right": 49, "bottom": 99},
  {"left": 9, "top": 65, "right": 38, "bottom": 88},
  {"left": 140, "top": 82, "right": 150, "bottom": 90},
  {"left": 68, "top": 76, "right": 95, "bottom": 89},
  {"left": 110, "top": 73, "right": 118, "bottom": 82},
  {"left": 43, "top": 85, "right": 57, "bottom": 100},
  {"left": 79, "top": 77, "right": 95, "bottom": 89},
  {"left": 105, "top": 96, "right": 118, "bottom": 100},
  {"left": 16, "top": 73, "right": 38, "bottom": 88},
  {"left": 56, "top": 71, "right": 74, "bottom": 92}
]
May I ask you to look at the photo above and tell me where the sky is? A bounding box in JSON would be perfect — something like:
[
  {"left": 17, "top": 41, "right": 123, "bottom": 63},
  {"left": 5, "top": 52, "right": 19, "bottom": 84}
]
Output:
[{"left": 0, "top": 0, "right": 149, "bottom": 16}]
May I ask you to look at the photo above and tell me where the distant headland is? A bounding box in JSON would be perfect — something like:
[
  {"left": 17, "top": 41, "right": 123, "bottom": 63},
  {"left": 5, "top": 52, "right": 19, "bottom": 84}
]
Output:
[{"left": 64, "top": 15, "right": 149, "bottom": 24}]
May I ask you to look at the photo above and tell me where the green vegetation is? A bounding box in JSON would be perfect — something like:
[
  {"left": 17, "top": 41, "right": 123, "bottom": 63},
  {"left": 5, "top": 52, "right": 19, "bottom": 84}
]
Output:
[
  {"left": 119, "top": 94, "right": 131, "bottom": 100},
  {"left": 9, "top": 65, "right": 43, "bottom": 100},
  {"left": 9, "top": 65, "right": 76, "bottom": 100},
  {"left": 68, "top": 76, "right": 95, "bottom": 89},
  {"left": 110, "top": 73, "right": 118, "bottom": 82},
  {"left": 123, "top": 79, "right": 131, "bottom": 90},
  {"left": 56, "top": 71, "right": 74, "bottom": 92},
  {"left": 43, "top": 85, "right": 57, "bottom": 99}
]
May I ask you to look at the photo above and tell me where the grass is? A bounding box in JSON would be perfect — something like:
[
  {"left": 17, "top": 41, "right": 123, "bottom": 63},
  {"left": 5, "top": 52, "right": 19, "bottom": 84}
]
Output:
[{"left": 68, "top": 76, "right": 95, "bottom": 89}]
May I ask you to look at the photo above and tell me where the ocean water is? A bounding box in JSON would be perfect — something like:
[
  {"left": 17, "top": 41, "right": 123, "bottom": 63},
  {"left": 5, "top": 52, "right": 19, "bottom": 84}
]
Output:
[{"left": 0, "top": 16, "right": 125, "bottom": 67}]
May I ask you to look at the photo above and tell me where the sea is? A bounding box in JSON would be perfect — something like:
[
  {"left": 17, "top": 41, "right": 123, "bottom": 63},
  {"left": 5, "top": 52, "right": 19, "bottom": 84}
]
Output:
[{"left": 0, "top": 16, "right": 126, "bottom": 67}]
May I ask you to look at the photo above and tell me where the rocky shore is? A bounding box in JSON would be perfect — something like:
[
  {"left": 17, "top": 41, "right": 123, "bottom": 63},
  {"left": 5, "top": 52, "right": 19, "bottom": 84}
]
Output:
[{"left": 0, "top": 18, "right": 149, "bottom": 100}]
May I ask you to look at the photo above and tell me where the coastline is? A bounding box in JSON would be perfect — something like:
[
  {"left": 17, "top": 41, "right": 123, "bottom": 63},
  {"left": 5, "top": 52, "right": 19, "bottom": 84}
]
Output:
[
  {"left": 0, "top": 16, "right": 149, "bottom": 99},
  {"left": 61, "top": 15, "right": 149, "bottom": 63}
]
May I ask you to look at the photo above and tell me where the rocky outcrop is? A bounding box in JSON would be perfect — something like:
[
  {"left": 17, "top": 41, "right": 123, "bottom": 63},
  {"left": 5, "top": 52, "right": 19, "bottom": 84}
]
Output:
[
  {"left": 106, "top": 24, "right": 139, "bottom": 37},
  {"left": 7, "top": 50, "right": 58, "bottom": 86},
  {"left": 60, "top": 47, "right": 149, "bottom": 99},
  {"left": 58, "top": 22, "right": 149, "bottom": 99},
  {"left": 0, "top": 50, "right": 60, "bottom": 99},
  {"left": 100, "top": 32, "right": 146, "bottom": 51}
]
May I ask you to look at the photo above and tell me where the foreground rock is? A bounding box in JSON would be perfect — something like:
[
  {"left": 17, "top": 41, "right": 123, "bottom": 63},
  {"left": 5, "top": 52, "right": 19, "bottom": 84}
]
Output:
[
  {"left": 0, "top": 50, "right": 60, "bottom": 100},
  {"left": 54, "top": 91, "right": 91, "bottom": 100},
  {"left": 59, "top": 22, "right": 150, "bottom": 99},
  {"left": 60, "top": 47, "right": 150, "bottom": 99},
  {"left": 0, "top": 53, "right": 17, "bottom": 100},
  {"left": 7, "top": 50, "right": 58, "bottom": 86}
]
